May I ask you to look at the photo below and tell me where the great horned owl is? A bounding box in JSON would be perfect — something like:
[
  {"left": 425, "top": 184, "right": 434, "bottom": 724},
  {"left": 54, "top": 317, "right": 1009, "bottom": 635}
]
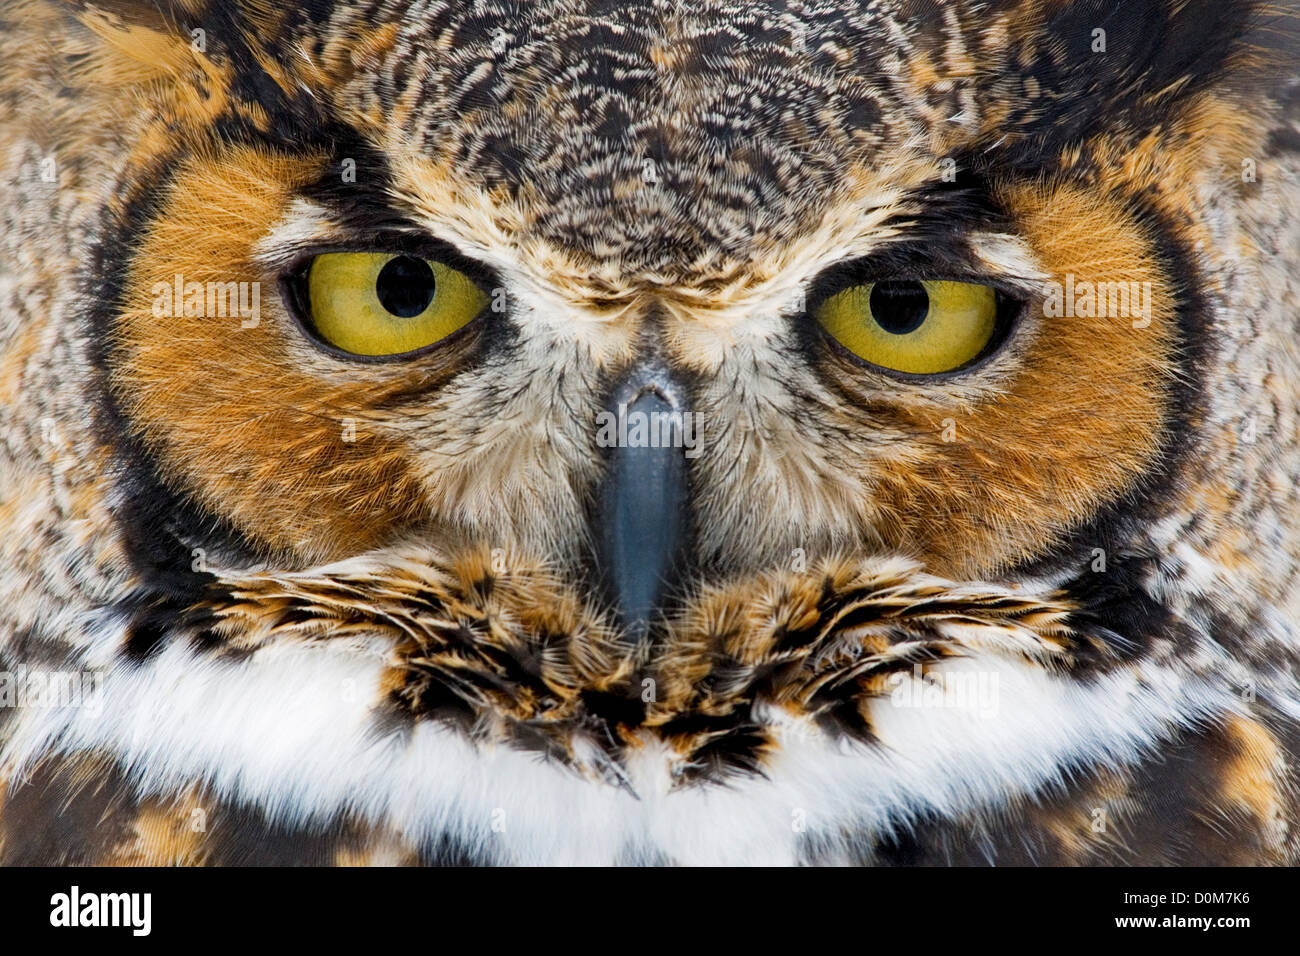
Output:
[{"left": 1, "top": 0, "right": 1298, "bottom": 867}]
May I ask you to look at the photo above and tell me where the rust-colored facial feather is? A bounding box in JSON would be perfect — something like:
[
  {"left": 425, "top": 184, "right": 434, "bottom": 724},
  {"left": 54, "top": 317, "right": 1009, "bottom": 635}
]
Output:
[
  {"left": 850, "top": 181, "right": 1180, "bottom": 578},
  {"left": 115, "top": 147, "right": 447, "bottom": 559}
]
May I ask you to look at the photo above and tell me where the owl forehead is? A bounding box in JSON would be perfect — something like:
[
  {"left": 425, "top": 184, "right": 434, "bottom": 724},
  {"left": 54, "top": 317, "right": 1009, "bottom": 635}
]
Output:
[{"left": 358, "top": 0, "right": 936, "bottom": 272}]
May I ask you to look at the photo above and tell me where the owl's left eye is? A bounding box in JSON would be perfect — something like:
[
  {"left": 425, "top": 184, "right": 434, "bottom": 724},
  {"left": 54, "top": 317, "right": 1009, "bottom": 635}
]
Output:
[
  {"left": 813, "top": 279, "right": 1004, "bottom": 375},
  {"left": 295, "top": 251, "right": 489, "bottom": 357}
]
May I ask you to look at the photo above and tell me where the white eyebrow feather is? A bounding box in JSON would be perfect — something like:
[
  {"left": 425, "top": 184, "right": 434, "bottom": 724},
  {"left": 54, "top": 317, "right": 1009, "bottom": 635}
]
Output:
[
  {"left": 251, "top": 198, "right": 343, "bottom": 272},
  {"left": 967, "top": 230, "right": 1049, "bottom": 288}
]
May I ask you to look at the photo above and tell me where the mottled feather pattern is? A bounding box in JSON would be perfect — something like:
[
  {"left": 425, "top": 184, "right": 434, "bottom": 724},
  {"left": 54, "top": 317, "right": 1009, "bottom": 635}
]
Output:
[{"left": 198, "top": 549, "right": 1079, "bottom": 782}]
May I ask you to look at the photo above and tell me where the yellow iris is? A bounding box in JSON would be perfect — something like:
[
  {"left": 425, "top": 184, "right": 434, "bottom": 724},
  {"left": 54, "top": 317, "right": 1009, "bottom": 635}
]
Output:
[
  {"left": 814, "top": 279, "right": 998, "bottom": 374},
  {"left": 305, "top": 252, "right": 488, "bottom": 356}
]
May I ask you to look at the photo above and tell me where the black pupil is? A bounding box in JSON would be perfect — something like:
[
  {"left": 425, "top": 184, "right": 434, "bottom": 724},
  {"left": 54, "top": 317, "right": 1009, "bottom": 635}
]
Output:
[
  {"left": 869, "top": 280, "right": 929, "bottom": 335},
  {"left": 375, "top": 256, "right": 436, "bottom": 317}
]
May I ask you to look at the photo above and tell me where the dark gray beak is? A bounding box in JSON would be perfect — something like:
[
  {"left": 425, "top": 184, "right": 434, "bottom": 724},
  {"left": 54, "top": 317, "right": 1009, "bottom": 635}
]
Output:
[{"left": 595, "top": 360, "right": 691, "bottom": 640}]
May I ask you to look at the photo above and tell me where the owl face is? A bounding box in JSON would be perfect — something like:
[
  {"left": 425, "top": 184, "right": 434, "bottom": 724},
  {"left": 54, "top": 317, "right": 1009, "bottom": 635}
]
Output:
[
  {"left": 3, "top": 0, "right": 1299, "bottom": 865},
  {"left": 108, "top": 2, "right": 1191, "bottom": 585}
]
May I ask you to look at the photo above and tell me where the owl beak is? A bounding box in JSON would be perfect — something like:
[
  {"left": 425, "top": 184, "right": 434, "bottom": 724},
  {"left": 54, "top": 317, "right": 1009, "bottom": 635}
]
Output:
[{"left": 595, "top": 360, "right": 691, "bottom": 641}]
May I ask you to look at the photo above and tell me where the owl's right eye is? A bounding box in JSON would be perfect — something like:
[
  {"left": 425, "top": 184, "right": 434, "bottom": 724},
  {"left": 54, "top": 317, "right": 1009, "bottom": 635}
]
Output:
[
  {"left": 813, "top": 279, "right": 1005, "bottom": 375},
  {"left": 294, "top": 251, "right": 489, "bottom": 357}
]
